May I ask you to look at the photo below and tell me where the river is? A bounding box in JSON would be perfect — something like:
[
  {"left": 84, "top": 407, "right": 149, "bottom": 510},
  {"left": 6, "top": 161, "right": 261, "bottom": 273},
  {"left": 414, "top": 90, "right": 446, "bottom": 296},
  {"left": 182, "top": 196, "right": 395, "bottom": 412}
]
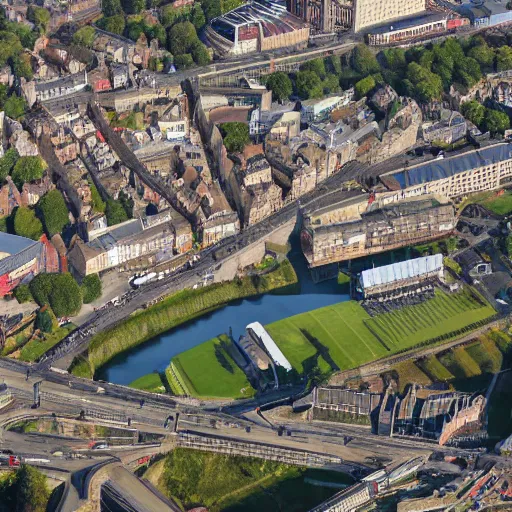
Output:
[{"left": 97, "top": 237, "right": 350, "bottom": 385}]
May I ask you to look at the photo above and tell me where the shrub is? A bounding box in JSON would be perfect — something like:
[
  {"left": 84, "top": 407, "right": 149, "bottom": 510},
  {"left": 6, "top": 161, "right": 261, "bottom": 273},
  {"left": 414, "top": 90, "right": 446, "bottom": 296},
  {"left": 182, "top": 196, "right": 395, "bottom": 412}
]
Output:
[
  {"left": 81, "top": 274, "right": 102, "bottom": 304},
  {"left": 13, "top": 284, "right": 32, "bottom": 303},
  {"left": 35, "top": 308, "right": 53, "bottom": 333}
]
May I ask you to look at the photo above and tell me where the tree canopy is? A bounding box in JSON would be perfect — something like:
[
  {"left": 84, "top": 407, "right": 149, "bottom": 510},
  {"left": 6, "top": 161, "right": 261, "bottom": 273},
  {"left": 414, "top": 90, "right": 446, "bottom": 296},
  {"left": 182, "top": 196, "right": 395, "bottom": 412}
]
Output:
[
  {"left": 26, "top": 6, "right": 50, "bottom": 32},
  {"left": 73, "top": 26, "right": 96, "bottom": 48},
  {"left": 295, "top": 71, "right": 323, "bottom": 100},
  {"left": 30, "top": 273, "right": 82, "bottom": 318},
  {"left": 105, "top": 198, "right": 129, "bottom": 226},
  {"left": 13, "top": 207, "right": 43, "bottom": 240},
  {"left": 11, "top": 156, "right": 46, "bottom": 188},
  {"left": 219, "top": 122, "right": 250, "bottom": 153},
  {"left": 37, "top": 190, "right": 69, "bottom": 237},
  {"left": 81, "top": 274, "right": 102, "bottom": 304},
  {"left": 484, "top": 109, "right": 510, "bottom": 135},
  {"left": 352, "top": 45, "right": 380, "bottom": 76},
  {"left": 4, "top": 95, "right": 27, "bottom": 120},
  {"left": 265, "top": 72, "right": 293, "bottom": 103},
  {"left": 355, "top": 75, "right": 376, "bottom": 99},
  {"left": 35, "top": 308, "right": 53, "bottom": 333},
  {"left": 0, "top": 147, "right": 18, "bottom": 184},
  {"left": 98, "top": 15, "right": 126, "bottom": 35},
  {"left": 461, "top": 100, "right": 485, "bottom": 126}
]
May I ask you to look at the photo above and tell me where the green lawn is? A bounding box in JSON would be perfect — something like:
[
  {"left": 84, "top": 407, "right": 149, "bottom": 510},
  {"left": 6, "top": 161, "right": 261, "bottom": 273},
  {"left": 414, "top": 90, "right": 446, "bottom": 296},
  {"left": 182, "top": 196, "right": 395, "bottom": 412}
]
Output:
[
  {"left": 477, "top": 190, "right": 512, "bottom": 216},
  {"left": 19, "top": 323, "right": 76, "bottom": 362},
  {"left": 148, "top": 448, "right": 353, "bottom": 512},
  {"left": 465, "top": 338, "right": 503, "bottom": 374},
  {"left": 266, "top": 289, "right": 495, "bottom": 375},
  {"left": 129, "top": 373, "right": 166, "bottom": 393},
  {"left": 417, "top": 355, "right": 454, "bottom": 382},
  {"left": 168, "top": 335, "right": 255, "bottom": 399}
]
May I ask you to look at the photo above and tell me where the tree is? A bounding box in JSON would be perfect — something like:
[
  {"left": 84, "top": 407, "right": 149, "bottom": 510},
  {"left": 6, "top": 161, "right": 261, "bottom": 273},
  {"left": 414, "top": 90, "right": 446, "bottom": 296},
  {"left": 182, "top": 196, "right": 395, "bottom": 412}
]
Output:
[
  {"left": 190, "top": 40, "right": 211, "bottom": 66},
  {"left": 322, "top": 73, "right": 340, "bottom": 94},
  {"left": 406, "top": 62, "right": 442, "bottom": 103},
  {"left": 168, "top": 22, "right": 198, "bottom": 56},
  {"left": 81, "top": 274, "right": 102, "bottom": 304},
  {"left": 0, "top": 147, "right": 18, "bottom": 183},
  {"left": 102, "top": 0, "right": 122, "bottom": 17},
  {"left": 13, "top": 284, "right": 32, "bottom": 304},
  {"left": 148, "top": 23, "right": 167, "bottom": 46},
  {"left": 8, "top": 22, "right": 37, "bottom": 50},
  {"left": 454, "top": 56, "right": 482, "bottom": 88},
  {"left": 467, "top": 38, "right": 495, "bottom": 69},
  {"left": 73, "top": 26, "right": 96, "bottom": 48},
  {"left": 118, "top": 190, "right": 134, "bottom": 218},
  {"left": 13, "top": 207, "right": 43, "bottom": 240},
  {"left": 12, "top": 53, "right": 33, "bottom": 81},
  {"left": 37, "top": 190, "right": 69, "bottom": 237},
  {"left": 355, "top": 75, "right": 375, "bottom": 99},
  {"left": 191, "top": 4, "right": 206, "bottom": 30},
  {"left": 201, "top": 0, "right": 221, "bottom": 21},
  {"left": 126, "top": 20, "right": 146, "bottom": 42},
  {"left": 221, "top": 0, "right": 244, "bottom": 12},
  {"left": 496, "top": 46, "right": 512, "bottom": 72},
  {"left": 105, "top": 198, "right": 128, "bottom": 226},
  {"left": 352, "top": 44, "right": 379, "bottom": 76},
  {"left": 26, "top": 6, "right": 50, "bottom": 32},
  {"left": 30, "top": 273, "right": 82, "bottom": 318},
  {"left": 219, "top": 122, "right": 250, "bottom": 153},
  {"left": 122, "top": 0, "right": 145, "bottom": 13},
  {"left": 461, "top": 100, "right": 485, "bottom": 127},
  {"left": 484, "top": 108, "right": 510, "bottom": 135},
  {"left": 265, "top": 72, "right": 293, "bottom": 103},
  {"left": 326, "top": 55, "right": 342, "bottom": 75},
  {"left": 14, "top": 464, "right": 50, "bottom": 512},
  {"left": 98, "top": 15, "right": 125, "bottom": 35},
  {"left": 381, "top": 48, "right": 406, "bottom": 72},
  {"left": 174, "top": 53, "right": 194, "bottom": 69},
  {"left": 4, "top": 94, "right": 27, "bottom": 119},
  {"left": 35, "top": 308, "right": 53, "bottom": 333},
  {"left": 300, "top": 58, "right": 326, "bottom": 80},
  {"left": 11, "top": 156, "right": 46, "bottom": 188},
  {"left": 0, "top": 31, "right": 22, "bottom": 66},
  {"left": 89, "top": 180, "right": 106, "bottom": 213},
  {"left": 295, "top": 70, "right": 323, "bottom": 100}
]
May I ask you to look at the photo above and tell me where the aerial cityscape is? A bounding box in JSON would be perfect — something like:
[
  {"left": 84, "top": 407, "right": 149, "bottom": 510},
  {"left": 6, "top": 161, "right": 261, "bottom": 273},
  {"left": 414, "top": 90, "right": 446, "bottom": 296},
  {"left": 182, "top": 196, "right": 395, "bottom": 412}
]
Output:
[{"left": 1, "top": 0, "right": 512, "bottom": 510}]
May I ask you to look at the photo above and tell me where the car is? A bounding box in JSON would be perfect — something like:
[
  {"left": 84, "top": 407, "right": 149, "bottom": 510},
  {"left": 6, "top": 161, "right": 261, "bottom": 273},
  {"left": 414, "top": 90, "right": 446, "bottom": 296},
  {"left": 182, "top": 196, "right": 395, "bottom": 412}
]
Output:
[{"left": 93, "top": 443, "right": 108, "bottom": 450}]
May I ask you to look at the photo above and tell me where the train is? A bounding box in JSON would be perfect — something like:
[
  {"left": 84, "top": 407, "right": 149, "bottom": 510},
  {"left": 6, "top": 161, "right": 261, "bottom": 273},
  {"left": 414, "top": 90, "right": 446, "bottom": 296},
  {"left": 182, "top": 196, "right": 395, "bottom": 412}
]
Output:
[{"left": 0, "top": 454, "right": 21, "bottom": 468}]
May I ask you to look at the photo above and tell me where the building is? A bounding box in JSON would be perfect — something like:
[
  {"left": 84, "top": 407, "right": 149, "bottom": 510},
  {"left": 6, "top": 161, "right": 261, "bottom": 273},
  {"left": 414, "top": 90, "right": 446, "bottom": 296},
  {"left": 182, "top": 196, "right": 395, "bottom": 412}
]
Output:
[
  {"left": 378, "top": 143, "right": 512, "bottom": 200},
  {"left": 246, "top": 321, "right": 292, "bottom": 371},
  {"left": 451, "top": 0, "right": 512, "bottom": 28},
  {"left": 421, "top": 110, "right": 468, "bottom": 145},
  {"left": 301, "top": 94, "right": 353, "bottom": 124},
  {"left": 367, "top": 13, "right": 449, "bottom": 46},
  {"left": 455, "top": 249, "right": 492, "bottom": 280},
  {"left": 67, "top": 215, "right": 187, "bottom": 276},
  {"left": 26, "top": 70, "right": 88, "bottom": 106},
  {"left": 206, "top": 0, "right": 310, "bottom": 57},
  {"left": 356, "top": 254, "right": 444, "bottom": 299},
  {"left": 289, "top": 0, "right": 426, "bottom": 33},
  {"left": 301, "top": 193, "right": 455, "bottom": 267},
  {"left": 0, "top": 233, "right": 43, "bottom": 296},
  {"left": 111, "top": 65, "right": 129, "bottom": 90}
]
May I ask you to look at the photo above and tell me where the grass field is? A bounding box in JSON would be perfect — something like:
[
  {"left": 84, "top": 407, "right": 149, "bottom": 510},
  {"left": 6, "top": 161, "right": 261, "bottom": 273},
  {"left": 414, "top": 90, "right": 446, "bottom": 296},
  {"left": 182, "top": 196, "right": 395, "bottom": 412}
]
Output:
[
  {"left": 392, "top": 360, "right": 432, "bottom": 393},
  {"left": 266, "top": 289, "right": 495, "bottom": 376},
  {"left": 465, "top": 337, "right": 503, "bottom": 374},
  {"left": 19, "top": 323, "right": 76, "bottom": 362},
  {"left": 129, "top": 373, "right": 166, "bottom": 393},
  {"left": 365, "top": 289, "right": 494, "bottom": 349},
  {"left": 70, "top": 260, "right": 297, "bottom": 378},
  {"left": 417, "top": 355, "right": 454, "bottom": 382},
  {"left": 167, "top": 335, "right": 255, "bottom": 399},
  {"left": 145, "top": 448, "right": 353, "bottom": 512},
  {"left": 469, "top": 190, "right": 512, "bottom": 216},
  {"left": 438, "top": 348, "right": 481, "bottom": 379}
]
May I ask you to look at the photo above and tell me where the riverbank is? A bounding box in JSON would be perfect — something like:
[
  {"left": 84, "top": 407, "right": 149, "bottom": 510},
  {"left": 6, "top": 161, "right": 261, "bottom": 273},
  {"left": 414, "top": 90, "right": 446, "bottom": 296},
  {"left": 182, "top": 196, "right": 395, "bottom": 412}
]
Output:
[{"left": 70, "top": 260, "right": 298, "bottom": 379}]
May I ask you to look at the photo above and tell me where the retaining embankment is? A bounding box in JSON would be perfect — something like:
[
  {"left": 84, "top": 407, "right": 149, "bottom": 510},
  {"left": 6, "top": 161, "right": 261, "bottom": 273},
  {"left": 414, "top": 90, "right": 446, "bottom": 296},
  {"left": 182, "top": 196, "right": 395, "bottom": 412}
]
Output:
[{"left": 70, "top": 261, "right": 298, "bottom": 379}]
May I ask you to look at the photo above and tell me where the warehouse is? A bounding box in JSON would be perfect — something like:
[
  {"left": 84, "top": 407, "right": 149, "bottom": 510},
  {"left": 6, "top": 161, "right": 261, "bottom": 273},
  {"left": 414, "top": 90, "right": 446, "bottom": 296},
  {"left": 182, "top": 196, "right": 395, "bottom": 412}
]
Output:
[
  {"left": 356, "top": 254, "right": 444, "bottom": 299},
  {"left": 206, "top": 0, "right": 309, "bottom": 56}
]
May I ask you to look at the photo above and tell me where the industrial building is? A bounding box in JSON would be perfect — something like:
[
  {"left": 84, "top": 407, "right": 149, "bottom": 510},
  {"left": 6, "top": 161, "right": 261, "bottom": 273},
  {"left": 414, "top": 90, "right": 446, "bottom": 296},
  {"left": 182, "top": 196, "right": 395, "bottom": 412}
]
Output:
[
  {"left": 301, "top": 194, "right": 455, "bottom": 267},
  {"left": 205, "top": 0, "right": 309, "bottom": 56},
  {"left": 450, "top": 0, "right": 512, "bottom": 28},
  {"left": 0, "top": 233, "right": 43, "bottom": 297},
  {"left": 379, "top": 143, "right": 512, "bottom": 200},
  {"left": 356, "top": 254, "right": 444, "bottom": 299}
]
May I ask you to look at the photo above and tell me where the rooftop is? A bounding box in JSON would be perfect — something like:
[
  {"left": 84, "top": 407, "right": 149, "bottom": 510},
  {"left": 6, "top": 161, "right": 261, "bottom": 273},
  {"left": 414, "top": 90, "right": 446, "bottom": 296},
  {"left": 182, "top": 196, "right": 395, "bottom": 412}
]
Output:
[
  {"left": 381, "top": 143, "right": 512, "bottom": 189},
  {"left": 0, "top": 233, "right": 42, "bottom": 276},
  {"left": 367, "top": 12, "right": 447, "bottom": 35},
  {"left": 0, "top": 232, "right": 38, "bottom": 257}
]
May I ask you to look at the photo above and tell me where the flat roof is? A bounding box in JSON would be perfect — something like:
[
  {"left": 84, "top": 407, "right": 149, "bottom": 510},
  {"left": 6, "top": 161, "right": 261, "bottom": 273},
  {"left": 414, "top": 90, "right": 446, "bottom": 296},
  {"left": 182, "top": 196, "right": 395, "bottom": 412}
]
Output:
[
  {"left": 0, "top": 233, "right": 42, "bottom": 276},
  {"left": 360, "top": 254, "right": 443, "bottom": 290}
]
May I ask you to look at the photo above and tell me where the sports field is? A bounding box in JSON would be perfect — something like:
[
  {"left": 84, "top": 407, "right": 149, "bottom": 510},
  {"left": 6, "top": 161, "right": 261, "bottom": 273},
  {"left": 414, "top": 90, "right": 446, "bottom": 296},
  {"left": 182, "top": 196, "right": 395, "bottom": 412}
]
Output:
[
  {"left": 266, "top": 288, "right": 495, "bottom": 374},
  {"left": 167, "top": 335, "right": 255, "bottom": 399}
]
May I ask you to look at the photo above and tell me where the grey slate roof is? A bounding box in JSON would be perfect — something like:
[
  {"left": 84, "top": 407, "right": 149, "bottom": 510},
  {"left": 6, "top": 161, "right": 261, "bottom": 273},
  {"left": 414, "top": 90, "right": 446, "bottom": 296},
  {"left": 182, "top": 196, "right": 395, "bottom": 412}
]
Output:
[
  {"left": 0, "top": 233, "right": 42, "bottom": 276},
  {"left": 88, "top": 219, "right": 144, "bottom": 252},
  {"left": 386, "top": 143, "right": 512, "bottom": 189}
]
